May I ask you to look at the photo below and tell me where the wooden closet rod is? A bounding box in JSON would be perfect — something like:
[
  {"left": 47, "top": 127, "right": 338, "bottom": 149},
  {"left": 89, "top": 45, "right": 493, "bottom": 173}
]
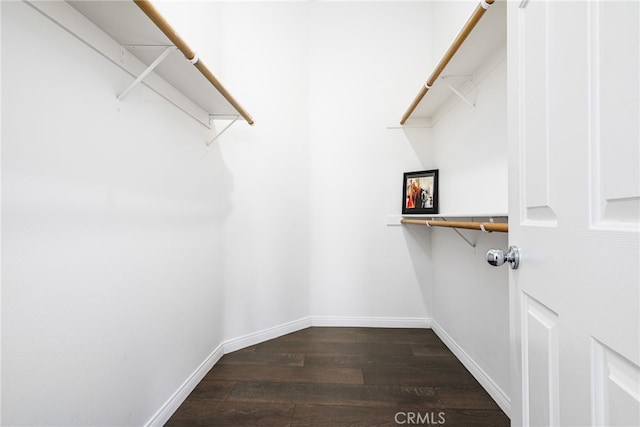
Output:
[
  {"left": 133, "top": 0, "right": 255, "bottom": 125},
  {"left": 400, "top": 0, "right": 495, "bottom": 125},
  {"left": 401, "top": 218, "right": 508, "bottom": 233}
]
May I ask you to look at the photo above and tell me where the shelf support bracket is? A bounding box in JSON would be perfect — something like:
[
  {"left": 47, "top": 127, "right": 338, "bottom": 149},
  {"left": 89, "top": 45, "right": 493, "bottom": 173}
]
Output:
[
  {"left": 439, "top": 76, "right": 475, "bottom": 109},
  {"left": 207, "top": 116, "right": 240, "bottom": 146},
  {"left": 440, "top": 217, "right": 476, "bottom": 248},
  {"left": 117, "top": 46, "right": 177, "bottom": 101}
]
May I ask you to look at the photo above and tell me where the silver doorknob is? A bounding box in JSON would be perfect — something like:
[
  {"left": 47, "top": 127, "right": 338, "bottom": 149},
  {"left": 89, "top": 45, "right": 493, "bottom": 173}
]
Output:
[{"left": 486, "top": 246, "right": 520, "bottom": 270}]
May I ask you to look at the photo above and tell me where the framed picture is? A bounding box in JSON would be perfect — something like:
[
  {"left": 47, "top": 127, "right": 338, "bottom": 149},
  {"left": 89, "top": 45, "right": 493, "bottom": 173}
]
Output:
[{"left": 402, "top": 169, "right": 439, "bottom": 215}]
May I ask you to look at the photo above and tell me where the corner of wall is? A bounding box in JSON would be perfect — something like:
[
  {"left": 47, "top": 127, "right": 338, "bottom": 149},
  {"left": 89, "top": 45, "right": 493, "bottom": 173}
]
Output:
[
  {"left": 144, "top": 344, "right": 225, "bottom": 427},
  {"left": 431, "top": 320, "right": 511, "bottom": 417}
]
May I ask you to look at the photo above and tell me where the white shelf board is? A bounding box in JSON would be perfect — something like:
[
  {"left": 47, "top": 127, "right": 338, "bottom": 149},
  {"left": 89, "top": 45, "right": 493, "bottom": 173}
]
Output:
[
  {"left": 402, "top": 213, "right": 508, "bottom": 219},
  {"left": 67, "top": 1, "right": 241, "bottom": 120},
  {"left": 405, "top": 0, "right": 506, "bottom": 123},
  {"left": 28, "top": 0, "right": 246, "bottom": 127}
]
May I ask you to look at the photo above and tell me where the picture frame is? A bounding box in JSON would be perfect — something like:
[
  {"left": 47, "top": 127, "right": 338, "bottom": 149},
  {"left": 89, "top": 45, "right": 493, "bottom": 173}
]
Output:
[{"left": 402, "top": 169, "right": 439, "bottom": 215}]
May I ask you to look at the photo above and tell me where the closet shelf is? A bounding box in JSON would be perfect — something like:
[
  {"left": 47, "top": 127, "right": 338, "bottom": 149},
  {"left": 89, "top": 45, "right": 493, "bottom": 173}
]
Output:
[
  {"left": 402, "top": 213, "right": 507, "bottom": 219},
  {"left": 26, "top": 0, "right": 253, "bottom": 128},
  {"left": 400, "top": 0, "right": 506, "bottom": 126}
]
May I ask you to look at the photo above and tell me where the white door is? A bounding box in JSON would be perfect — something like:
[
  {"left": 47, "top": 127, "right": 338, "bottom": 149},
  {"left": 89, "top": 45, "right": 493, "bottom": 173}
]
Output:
[{"left": 507, "top": 1, "right": 640, "bottom": 426}]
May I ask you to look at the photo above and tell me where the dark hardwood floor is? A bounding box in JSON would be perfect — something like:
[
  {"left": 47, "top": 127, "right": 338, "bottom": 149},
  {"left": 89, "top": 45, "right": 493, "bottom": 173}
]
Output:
[{"left": 165, "top": 327, "right": 509, "bottom": 426}]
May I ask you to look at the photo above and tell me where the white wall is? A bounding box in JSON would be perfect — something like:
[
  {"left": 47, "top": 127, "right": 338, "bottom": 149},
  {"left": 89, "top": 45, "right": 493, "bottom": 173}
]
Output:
[
  {"left": 1, "top": 2, "right": 229, "bottom": 425},
  {"left": 164, "top": 1, "right": 437, "bottom": 325},
  {"left": 430, "top": 58, "right": 511, "bottom": 404},
  {"left": 307, "top": 2, "right": 435, "bottom": 323},
  {"left": 434, "top": 60, "right": 508, "bottom": 215},
  {"left": 178, "top": 1, "right": 314, "bottom": 343}
]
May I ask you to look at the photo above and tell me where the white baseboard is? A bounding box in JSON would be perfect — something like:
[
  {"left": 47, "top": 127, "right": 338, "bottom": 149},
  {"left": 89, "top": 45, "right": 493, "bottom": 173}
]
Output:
[
  {"left": 222, "top": 316, "right": 433, "bottom": 354},
  {"left": 223, "top": 317, "right": 313, "bottom": 353},
  {"left": 431, "top": 320, "right": 511, "bottom": 417},
  {"left": 311, "top": 315, "right": 432, "bottom": 329},
  {"left": 145, "top": 317, "right": 314, "bottom": 426},
  {"left": 144, "top": 343, "right": 225, "bottom": 427}
]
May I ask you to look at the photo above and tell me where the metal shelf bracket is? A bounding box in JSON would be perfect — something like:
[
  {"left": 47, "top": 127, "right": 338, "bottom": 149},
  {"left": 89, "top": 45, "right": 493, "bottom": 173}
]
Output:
[
  {"left": 439, "top": 75, "right": 475, "bottom": 109},
  {"left": 440, "top": 217, "right": 476, "bottom": 248},
  {"left": 117, "top": 46, "right": 177, "bottom": 101},
  {"left": 207, "top": 116, "right": 240, "bottom": 146}
]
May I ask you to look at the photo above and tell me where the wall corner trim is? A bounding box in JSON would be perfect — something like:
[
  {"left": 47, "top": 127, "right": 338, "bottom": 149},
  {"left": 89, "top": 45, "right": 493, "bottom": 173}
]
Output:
[
  {"left": 430, "top": 319, "right": 511, "bottom": 417},
  {"left": 144, "top": 343, "right": 225, "bottom": 427}
]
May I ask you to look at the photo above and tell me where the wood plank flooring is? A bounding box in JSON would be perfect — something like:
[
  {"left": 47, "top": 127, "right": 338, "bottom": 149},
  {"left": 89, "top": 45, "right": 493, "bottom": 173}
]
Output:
[{"left": 166, "top": 327, "right": 509, "bottom": 426}]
